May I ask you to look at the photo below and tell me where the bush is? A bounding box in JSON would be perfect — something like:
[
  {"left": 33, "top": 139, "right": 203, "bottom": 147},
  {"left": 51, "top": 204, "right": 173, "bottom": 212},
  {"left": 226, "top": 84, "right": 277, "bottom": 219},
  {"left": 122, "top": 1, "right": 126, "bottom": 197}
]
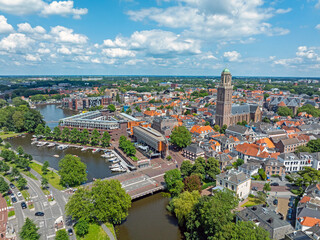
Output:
[
  {"left": 8, "top": 211, "right": 15, "bottom": 217},
  {"left": 75, "top": 219, "right": 89, "bottom": 237},
  {"left": 249, "top": 194, "right": 255, "bottom": 198}
]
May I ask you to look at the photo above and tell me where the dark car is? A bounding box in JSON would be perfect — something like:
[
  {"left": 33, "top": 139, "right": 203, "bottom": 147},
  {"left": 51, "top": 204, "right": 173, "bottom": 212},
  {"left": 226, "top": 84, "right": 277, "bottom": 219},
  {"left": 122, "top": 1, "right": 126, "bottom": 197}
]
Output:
[
  {"left": 21, "top": 202, "right": 27, "bottom": 209},
  {"left": 7, "top": 190, "right": 12, "bottom": 195},
  {"left": 251, "top": 187, "right": 258, "bottom": 191},
  {"left": 11, "top": 197, "right": 17, "bottom": 203},
  {"left": 68, "top": 228, "right": 73, "bottom": 236},
  {"left": 9, "top": 183, "right": 15, "bottom": 189},
  {"left": 287, "top": 214, "right": 292, "bottom": 220},
  {"left": 273, "top": 199, "right": 278, "bottom": 205},
  {"left": 289, "top": 201, "right": 294, "bottom": 207},
  {"left": 271, "top": 182, "right": 279, "bottom": 186},
  {"left": 35, "top": 212, "right": 44, "bottom": 216}
]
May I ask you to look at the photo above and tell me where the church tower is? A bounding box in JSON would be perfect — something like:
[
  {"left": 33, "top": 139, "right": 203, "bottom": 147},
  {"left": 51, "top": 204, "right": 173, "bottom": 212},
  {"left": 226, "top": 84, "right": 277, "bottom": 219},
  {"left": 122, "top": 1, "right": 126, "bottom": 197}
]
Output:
[{"left": 215, "top": 68, "right": 233, "bottom": 127}]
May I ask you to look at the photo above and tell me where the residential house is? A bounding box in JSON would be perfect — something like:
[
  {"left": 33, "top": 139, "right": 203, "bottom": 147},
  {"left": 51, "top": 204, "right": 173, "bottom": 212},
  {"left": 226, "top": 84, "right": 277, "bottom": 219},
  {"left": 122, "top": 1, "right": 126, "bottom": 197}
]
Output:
[
  {"left": 263, "top": 158, "right": 286, "bottom": 177},
  {"left": 215, "top": 169, "right": 251, "bottom": 199},
  {"left": 238, "top": 162, "right": 261, "bottom": 176},
  {"left": 183, "top": 143, "right": 205, "bottom": 161}
]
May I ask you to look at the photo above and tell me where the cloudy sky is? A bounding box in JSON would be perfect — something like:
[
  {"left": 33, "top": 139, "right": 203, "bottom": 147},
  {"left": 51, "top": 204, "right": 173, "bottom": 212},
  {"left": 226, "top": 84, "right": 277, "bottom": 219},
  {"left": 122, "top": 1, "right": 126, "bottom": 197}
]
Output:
[{"left": 0, "top": 0, "right": 319, "bottom": 76}]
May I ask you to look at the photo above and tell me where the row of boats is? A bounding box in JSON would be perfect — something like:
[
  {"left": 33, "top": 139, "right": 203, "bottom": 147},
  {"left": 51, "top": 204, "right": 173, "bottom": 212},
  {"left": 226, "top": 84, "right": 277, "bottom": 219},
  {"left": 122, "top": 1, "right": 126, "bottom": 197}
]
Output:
[{"left": 31, "top": 139, "right": 129, "bottom": 173}]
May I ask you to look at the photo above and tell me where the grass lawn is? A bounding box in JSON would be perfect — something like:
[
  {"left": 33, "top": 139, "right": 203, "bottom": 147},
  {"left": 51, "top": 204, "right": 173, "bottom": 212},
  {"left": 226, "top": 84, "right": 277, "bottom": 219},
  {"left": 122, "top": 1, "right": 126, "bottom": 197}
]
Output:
[
  {"left": 8, "top": 210, "right": 15, "bottom": 217},
  {"left": 28, "top": 203, "right": 34, "bottom": 209},
  {"left": 0, "top": 131, "right": 22, "bottom": 139},
  {"left": 201, "top": 181, "right": 215, "bottom": 190},
  {"left": 30, "top": 162, "right": 64, "bottom": 190},
  {"left": 77, "top": 223, "right": 109, "bottom": 240},
  {"left": 4, "top": 196, "right": 12, "bottom": 207},
  {"left": 42, "top": 188, "right": 50, "bottom": 195},
  {"left": 22, "top": 171, "right": 38, "bottom": 180},
  {"left": 241, "top": 197, "right": 265, "bottom": 207},
  {"left": 21, "top": 190, "right": 30, "bottom": 201}
]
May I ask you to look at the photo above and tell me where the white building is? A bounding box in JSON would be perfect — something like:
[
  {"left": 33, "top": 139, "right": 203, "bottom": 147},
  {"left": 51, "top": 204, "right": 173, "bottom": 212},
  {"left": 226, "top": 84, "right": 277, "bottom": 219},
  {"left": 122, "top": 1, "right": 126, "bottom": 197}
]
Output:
[
  {"left": 215, "top": 169, "right": 251, "bottom": 199},
  {"left": 278, "top": 152, "right": 320, "bottom": 173}
]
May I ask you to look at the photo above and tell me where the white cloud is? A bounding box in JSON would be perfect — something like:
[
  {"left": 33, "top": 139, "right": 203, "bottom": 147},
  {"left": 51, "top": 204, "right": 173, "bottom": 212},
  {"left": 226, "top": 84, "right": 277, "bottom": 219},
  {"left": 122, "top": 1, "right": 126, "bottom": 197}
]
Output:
[
  {"left": 0, "top": 33, "right": 34, "bottom": 51},
  {"left": 25, "top": 54, "right": 41, "bottom": 61},
  {"left": 41, "top": 1, "right": 88, "bottom": 19},
  {"left": 223, "top": 51, "right": 241, "bottom": 62},
  {"left": 127, "top": 0, "right": 289, "bottom": 39},
  {"left": 57, "top": 46, "right": 72, "bottom": 55},
  {"left": 0, "top": 0, "right": 87, "bottom": 18},
  {"left": 316, "top": 0, "right": 320, "bottom": 9},
  {"left": 0, "top": 15, "right": 13, "bottom": 33},
  {"left": 275, "top": 8, "right": 292, "bottom": 14},
  {"left": 37, "top": 48, "right": 50, "bottom": 54},
  {"left": 50, "top": 26, "right": 88, "bottom": 44},
  {"left": 102, "top": 48, "right": 135, "bottom": 58},
  {"left": 316, "top": 24, "right": 320, "bottom": 30},
  {"left": 18, "top": 23, "right": 46, "bottom": 34}
]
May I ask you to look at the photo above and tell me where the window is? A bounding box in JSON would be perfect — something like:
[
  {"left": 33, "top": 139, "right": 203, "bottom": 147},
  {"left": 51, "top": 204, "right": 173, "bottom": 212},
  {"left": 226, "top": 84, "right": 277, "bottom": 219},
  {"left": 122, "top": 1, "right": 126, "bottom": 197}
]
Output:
[
  {"left": 232, "top": 185, "right": 234, "bottom": 191},
  {"left": 225, "top": 183, "right": 228, "bottom": 188},
  {"left": 220, "top": 180, "right": 222, "bottom": 185}
]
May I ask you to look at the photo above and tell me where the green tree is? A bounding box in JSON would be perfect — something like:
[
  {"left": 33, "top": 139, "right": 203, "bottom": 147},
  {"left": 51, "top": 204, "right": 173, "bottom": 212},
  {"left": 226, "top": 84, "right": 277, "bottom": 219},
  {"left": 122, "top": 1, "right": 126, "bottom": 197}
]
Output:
[
  {"left": 53, "top": 127, "right": 61, "bottom": 141},
  {"left": 164, "top": 169, "right": 184, "bottom": 197},
  {"left": 233, "top": 158, "right": 244, "bottom": 168},
  {"left": 135, "top": 105, "right": 141, "bottom": 112},
  {"left": 263, "top": 182, "right": 271, "bottom": 193},
  {"left": 23, "top": 109, "right": 44, "bottom": 133},
  {"left": 258, "top": 168, "right": 267, "bottom": 180},
  {"left": 205, "top": 121, "right": 210, "bottom": 126},
  {"left": 170, "top": 126, "right": 191, "bottom": 149},
  {"left": 35, "top": 124, "right": 45, "bottom": 136},
  {"left": 66, "top": 179, "right": 131, "bottom": 224},
  {"left": 61, "top": 127, "right": 70, "bottom": 142},
  {"left": 80, "top": 129, "right": 90, "bottom": 144},
  {"left": 171, "top": 190, "right": 200, "bottom": 226},
  {"left": 183, "top": 175, "right": 201, "bottom": 193},
  {"left": 0, "top": 177, "right": 9, "bottom": 193},
  {"left": 55, "top": 229, "right": 69, "bottom": 240},
  {"left": 17, "top": 146, "right": 24, "bottom": 156},
  {"left": 0, "top": 162, "right": 10, "bottom": 173},
  {"left": 100, "top": 131, "right": 111, "bottom": 148},
  {"left": 185, "top": 190, "right": 239, "bottom": 240},
  {"left": 11, "top": 167, "right": 20, "bottom": 178},
  {"left": 70, "top": 128, "right": 80, "bottom": 143},
  {"left": 59, "top": 154, "right": 87, "bottom": 187},
  {"left": 307, "top": 139, "right": 320, "bottom": 153},
  {"left": 20, "top": 218, "right": 40, "bottom": 240},
  {"left": 205, "top": 157, "right": 221, "bottom": 179},
  {"left": 4, "top": 142, "right": 11, "bottom": 149},
  {"left": 262, "top": 117, "right": 271, "bottom": 123},
  {"left": 18, "top": 177, "right": 27, "bottom": 190},
  {"left": 116, "top": 93, "right": 121, "bottom": 103},
  {"left": 1, "top": 149, "right": 15, "bottom": 161},
  {"left": 75, "top": 219, "right": 89, "bottom": 237},
  {"left": 217, "top": 221, "right": 270, "bottom": 240},
  {"left": 220, "top": 124, "right": 227, "bottom": 134},
  {"left": 287, "top": 167, "right": 320, "bottom": 188},
  {"left": 126, "top": 107, "right": 132, "bottom": 114},
  {"left": 213, "top": 125, "right": 220, "bottom": 132},
  {"left": 263, "top": 93, "right": 270, "bottom": 100},
  {"left": 42, "top": 161, "right": 49, "bottom": 175},
  {"left": 41, "top": 177, "right": 49, "bottom": 189},
  {"left": 90, "top": 129, "right": 100, "bottom": 146},
  {"left": 12, "top": 111, "right": 25, "bottom": 131},
  {"left": 257, "top": 191, "right": 267, "bottom": 203},
  {"left": 277, "top": 106, "right": 293, "bottom": 117},
  {"left": 44, "top": 126, "right": 52, "bottom": 139},
  {"left": 295, "top": 145, "right": 311, "bottom": 153},
  {"left": 107, "top": 104, "right": 116, "bottom": 112}
]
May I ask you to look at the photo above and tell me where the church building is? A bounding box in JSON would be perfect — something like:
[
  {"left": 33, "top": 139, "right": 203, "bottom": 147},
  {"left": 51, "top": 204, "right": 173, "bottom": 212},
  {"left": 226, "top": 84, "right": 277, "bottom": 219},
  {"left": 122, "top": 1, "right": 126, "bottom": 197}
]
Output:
[{"left": 215, "top": 69, "right": 262, "bottom": 127}]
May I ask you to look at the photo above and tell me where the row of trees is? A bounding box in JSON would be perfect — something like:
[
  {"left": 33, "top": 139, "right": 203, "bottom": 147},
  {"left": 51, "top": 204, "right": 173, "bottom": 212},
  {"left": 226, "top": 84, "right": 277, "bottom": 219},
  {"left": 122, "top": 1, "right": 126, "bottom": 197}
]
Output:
[
  {"left": 277, "top": 104, "right": 320, "bottom": 118},
  {"left": 35, "top": 124, "right": 111, "bottom": 147},
  {"left": 119, "top": 136, "right": 136, "bottom": 157}
]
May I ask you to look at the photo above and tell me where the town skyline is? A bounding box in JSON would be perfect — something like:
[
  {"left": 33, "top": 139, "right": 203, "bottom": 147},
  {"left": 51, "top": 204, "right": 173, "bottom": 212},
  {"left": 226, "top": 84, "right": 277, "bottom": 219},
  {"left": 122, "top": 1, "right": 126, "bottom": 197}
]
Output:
[{"left": 0, "top": 0, "right": 319, "bottom": 77}]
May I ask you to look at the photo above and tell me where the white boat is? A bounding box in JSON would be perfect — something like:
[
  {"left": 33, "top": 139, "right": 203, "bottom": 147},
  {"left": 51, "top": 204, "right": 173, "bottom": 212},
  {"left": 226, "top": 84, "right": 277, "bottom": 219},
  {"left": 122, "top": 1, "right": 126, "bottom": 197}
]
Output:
[
  {"left": 108, "top": 157, "right": 118, "bottom": 162},
  {"left": 57, "top": 145, "right": 68, "bottom": 150},
  {"left": 37, "top": 142, "right": 47, "bottom": 147},
  {"left": 53, "top": 155, "right": 59, "bottom": 158},
  {"left": 31, "top": 141, "right": 38, "bottom": 145},
  {"left": 92, "top": 148, "right": 100, "bottom": 153},
  {"left": 109, "top": 163, "right": 121, "bottom": 169},
  {"left": 47, "top": 143, "right": 56, "bottom": 147},
  {"left": 101, "top": 153, "right": 115, "bottom": 158},
  {"left": 111, "top": 167, "right": 126, "bottom": 172},
  {"left": 81, "top": 147, "right": 88, "bottom": 152}
]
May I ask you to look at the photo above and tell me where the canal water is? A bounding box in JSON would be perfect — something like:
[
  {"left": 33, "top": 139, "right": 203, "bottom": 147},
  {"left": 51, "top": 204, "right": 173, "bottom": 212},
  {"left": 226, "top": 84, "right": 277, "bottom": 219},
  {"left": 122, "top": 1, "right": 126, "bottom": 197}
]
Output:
[
  {"left": 116, "top": 193, "right": 183, "bottom": 240},
  {"left": 7, "top": 104, "right": 182, "bottom": 240}
]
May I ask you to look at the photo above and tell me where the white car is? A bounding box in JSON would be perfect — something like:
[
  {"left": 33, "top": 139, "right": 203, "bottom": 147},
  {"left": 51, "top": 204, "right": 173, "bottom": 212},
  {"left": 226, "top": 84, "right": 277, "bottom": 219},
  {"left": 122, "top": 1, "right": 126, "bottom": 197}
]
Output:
[{"left": 17, "top": 192, "right": 22, "bottom": 198}]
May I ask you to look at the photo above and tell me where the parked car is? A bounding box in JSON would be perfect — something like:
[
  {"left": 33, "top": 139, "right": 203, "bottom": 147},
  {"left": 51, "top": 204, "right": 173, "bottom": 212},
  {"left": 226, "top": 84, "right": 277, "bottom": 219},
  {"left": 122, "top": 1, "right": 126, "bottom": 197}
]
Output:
[
  {"left": 9, "top": 183, "right": 15, "bottom": 189},
  {"left": 251, "top": 187, "right": 258, "bottom": 191},
  {"left": 288, "top": 208, "right": 293, "bottom": 214},
  {"left": 287, "top": 213, "right": 292, "bottom": 220},
  {"left": 271, "top": 182, "right": 279, "bottom": 186},
  {"left": 35, "top": 212, "right": 44, "bottom": 216},
  {"left": 21, "top": 202, "right": 27, "bottom": 209},
  {"left": 11, "top": 197, "right": 17, "bottom": 203},
  {"left": 68, "top": 228, "right": 73, "bottom": 236},
  {"left": 17, "top": 192, "right": 22, "bottom": 198},
  {"left": 289, "top": 201, "right": 294, "bottom": 207},
  {"left": 7, "top": 190, "right": 12, "bottom": 195},
  {"left": 273, "top": 199, "right": 278, "bottom": 205},
  {"left": 10, "top": 193, "right": 14, "bottom": 198}
]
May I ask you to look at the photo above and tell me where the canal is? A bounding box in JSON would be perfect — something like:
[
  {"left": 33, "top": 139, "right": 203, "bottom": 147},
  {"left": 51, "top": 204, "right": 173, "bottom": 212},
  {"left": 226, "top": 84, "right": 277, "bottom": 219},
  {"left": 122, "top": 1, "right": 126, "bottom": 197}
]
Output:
[{"left": 7, "top": 104, "right": 182, "bottom": 240}]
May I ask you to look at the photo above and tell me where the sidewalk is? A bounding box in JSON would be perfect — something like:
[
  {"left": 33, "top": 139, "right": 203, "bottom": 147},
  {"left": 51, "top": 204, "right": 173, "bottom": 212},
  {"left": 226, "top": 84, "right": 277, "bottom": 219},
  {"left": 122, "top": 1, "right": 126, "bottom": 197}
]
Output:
[{"left": 101, "top": 224, "right": 116, "bottom": 240}]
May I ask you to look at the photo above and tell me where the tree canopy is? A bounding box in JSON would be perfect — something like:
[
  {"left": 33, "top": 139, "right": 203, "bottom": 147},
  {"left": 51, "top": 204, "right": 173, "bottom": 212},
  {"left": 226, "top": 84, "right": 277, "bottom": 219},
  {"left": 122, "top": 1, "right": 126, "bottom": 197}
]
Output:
[
  {"left": 58, "top": 154, "right": 87, "bottom": 187},
  {"left": 20, "top": 218, "right": 40, "bottom": 240},
  {"left": 164, "top": 169, "right": 184, "bottom": 197},
  {"left": 170, "top": 126, "right": 191, "bottom": 149},
  {"left": 66, "top": 179, "right": 131, "bottom": 224},
  {"left": 277, "top": 106, "right": 293, "bottom": 117}
]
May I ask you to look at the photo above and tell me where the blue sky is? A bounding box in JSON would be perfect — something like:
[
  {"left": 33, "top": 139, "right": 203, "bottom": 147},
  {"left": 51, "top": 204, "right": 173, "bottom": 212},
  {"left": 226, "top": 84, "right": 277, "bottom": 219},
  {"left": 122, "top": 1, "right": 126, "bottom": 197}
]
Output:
[{"left": 0, "top": 0, "right": 319, "bottom": 77}]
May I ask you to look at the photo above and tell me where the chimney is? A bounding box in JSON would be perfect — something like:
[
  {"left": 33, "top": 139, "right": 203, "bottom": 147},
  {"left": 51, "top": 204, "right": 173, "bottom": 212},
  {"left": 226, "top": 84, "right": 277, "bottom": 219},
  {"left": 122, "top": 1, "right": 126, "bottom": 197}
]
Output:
[
  {"left": 267, "top": 218, "right": 273, "bottom": 223},
  {"left": 252, "top": 206, "right": 257, "bottom": 211}
]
